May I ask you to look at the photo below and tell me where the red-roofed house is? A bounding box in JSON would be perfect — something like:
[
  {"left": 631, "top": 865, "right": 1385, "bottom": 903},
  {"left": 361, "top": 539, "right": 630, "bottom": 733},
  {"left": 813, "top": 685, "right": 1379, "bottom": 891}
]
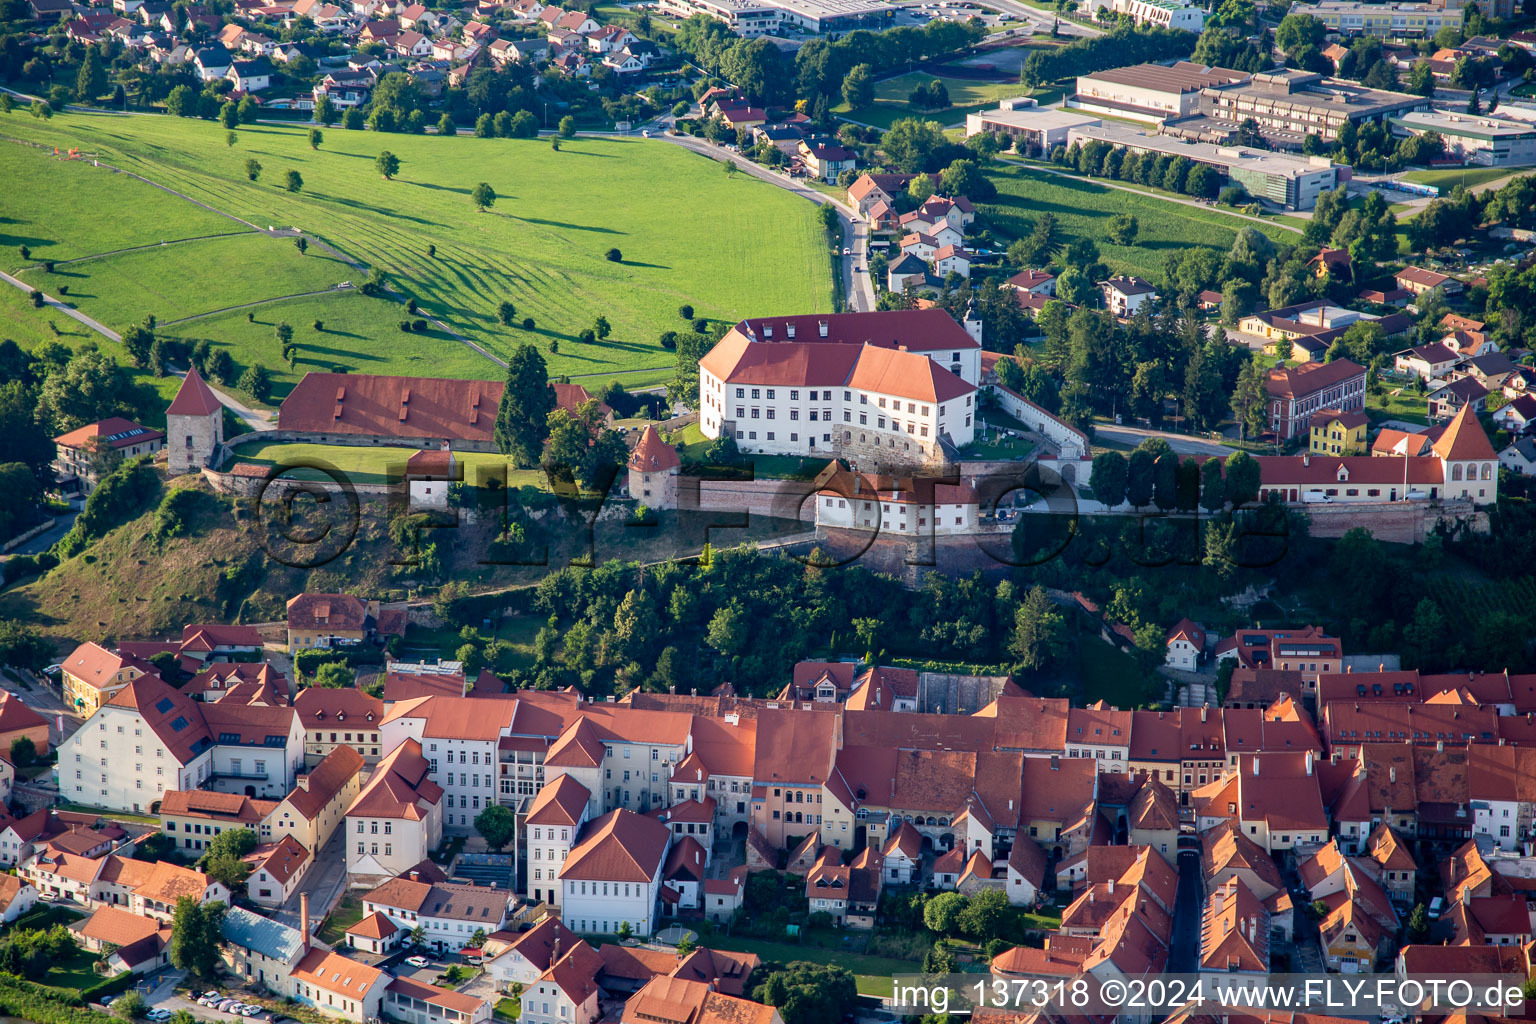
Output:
[
  {"left": 1265, "top": 360, "right": 1367, "bottom": 440},
  {"left": 291, "top": 947, "right": 389, "bottom": 1022},
  {"left": 52, "top": 417, "right": 165, "bottom": 494},
  {"left": 343, "top": 738, "right": 444, "bottom": 884},
  {"left": 1165, "top": 619, "right": 1208, "bottom": 671}
]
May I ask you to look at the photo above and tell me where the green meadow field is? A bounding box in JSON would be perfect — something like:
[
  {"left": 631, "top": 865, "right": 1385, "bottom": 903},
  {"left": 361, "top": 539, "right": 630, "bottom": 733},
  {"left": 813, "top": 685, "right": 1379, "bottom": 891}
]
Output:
[
  {"left": 980, "top": 164, "right": 1295, "bottom": 281},
  {"left": 0, "top": 113, "right": 835, "bottom": 401}
]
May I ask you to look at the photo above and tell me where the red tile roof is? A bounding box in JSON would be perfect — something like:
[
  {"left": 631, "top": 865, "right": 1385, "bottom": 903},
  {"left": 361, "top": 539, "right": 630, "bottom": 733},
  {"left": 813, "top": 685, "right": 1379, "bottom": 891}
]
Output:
[
  {"left": 53, "top": 417, "right": 164, "bottom": 451},
  {"left": 629, "top": 425, "right": 680, "bottom": 473},
  {"left": 167, "top": 368, "right": 223, "bottom": 417},
  {"left": 561, "top": 809, "right": 670, "bottom": 882}
]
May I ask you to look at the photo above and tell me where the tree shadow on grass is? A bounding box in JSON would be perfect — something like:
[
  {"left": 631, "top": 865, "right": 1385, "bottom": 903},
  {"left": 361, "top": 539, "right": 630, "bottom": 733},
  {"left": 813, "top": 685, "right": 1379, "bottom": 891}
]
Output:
[
  {"left": 321, "top": 195, "right": 444, "bottom": 227},
  {"left": 406, "top": 181, "right": 473, "bottom": 195},
  {"left": 301, "top": 343, "right": 389, "bottom": 361},
  {"left": 620, "top": 260, "right": 668, "bottom": 269},
  {"left": 512, "top": 216, "right": 623, "bottom": 234}
]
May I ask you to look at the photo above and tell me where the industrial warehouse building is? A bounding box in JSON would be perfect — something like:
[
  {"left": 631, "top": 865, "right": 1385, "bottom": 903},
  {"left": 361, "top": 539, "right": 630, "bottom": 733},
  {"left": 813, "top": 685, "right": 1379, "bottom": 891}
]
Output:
[
  {"left": 1071, "top": 61, "right": 1251, "bottom": 124},
  {"left": 1390, "top": 110, "right": 1536, "bottom": 167}
]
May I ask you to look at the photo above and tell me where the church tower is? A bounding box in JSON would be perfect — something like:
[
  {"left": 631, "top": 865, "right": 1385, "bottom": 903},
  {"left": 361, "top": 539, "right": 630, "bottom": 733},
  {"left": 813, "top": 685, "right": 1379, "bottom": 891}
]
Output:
[{"left": 166, "top": 368, "right": 225, "bottom": 475}]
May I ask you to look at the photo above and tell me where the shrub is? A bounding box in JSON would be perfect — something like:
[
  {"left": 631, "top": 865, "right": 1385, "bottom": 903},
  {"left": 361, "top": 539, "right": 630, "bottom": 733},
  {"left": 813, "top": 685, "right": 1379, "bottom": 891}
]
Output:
[
  {"left": 399, "top": 321, "right": 413, "bottom": 332},
  {"left": 28, "top": 290, "right": 42, "bottom": 308},
  {"left": 605, "top": 248, "right": 622, "bottom": 262},
  {"left": 522, "top": 317, "right": 535, "bottom": 331}
]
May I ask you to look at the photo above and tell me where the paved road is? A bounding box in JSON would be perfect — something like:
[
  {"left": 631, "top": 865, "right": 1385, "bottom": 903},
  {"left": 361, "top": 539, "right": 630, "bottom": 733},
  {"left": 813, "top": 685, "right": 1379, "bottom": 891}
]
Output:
[
  {"left": 1167, "top": 849, "right": 1204, "bottom": 974},
  {"left": 272, "top": 811, "right": 353, "bottom": 931},
  {"left": 1094, "top": 423, "right": 1232, "bottom": 455},
  {"left": 0, "top": 267, "right": 122, "bottom": 340},
  {"left": 169, "top": 368, "right": 275, "bottom": 433},
  {"left": 0, "top": 510, "right": 79, "bottom": 558}
]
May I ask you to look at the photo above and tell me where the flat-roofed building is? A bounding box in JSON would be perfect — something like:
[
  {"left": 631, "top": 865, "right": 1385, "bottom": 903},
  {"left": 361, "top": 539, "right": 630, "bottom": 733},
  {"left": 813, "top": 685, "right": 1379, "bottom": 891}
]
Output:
[
  {"left": 1391, "top": 109, "right": 1536, "bottom": 166},
  {"left": 1170, "top": 69, "right": 1428, "bottom": 149},
  {"left": 965, "top": 107, "right": 1103, "bottom": 155},
  {"left": 657, "top": 0, "right": 889, "bottom": 34},
  {"left": 1299, "top": 0, "right": 1461, "bottom": 36},
  {"left": 1062, "top": 120, "right": 1339, "bottom": 209},
  {"left": 1072, "top": 61, "right": 1250, "bottom": 124}
]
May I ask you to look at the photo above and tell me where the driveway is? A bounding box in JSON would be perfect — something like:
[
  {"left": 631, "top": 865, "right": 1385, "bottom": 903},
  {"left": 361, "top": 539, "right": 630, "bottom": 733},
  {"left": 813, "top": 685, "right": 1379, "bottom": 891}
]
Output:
[
  {"left": 272, "top": 809, "right": 354, "bottom": 931},
  {"left": 1166, "top": 849, "right": 1203, "bottom": 973},
  {"left": 1093, "top": 423, "right": 1231, "bottom": 456}
]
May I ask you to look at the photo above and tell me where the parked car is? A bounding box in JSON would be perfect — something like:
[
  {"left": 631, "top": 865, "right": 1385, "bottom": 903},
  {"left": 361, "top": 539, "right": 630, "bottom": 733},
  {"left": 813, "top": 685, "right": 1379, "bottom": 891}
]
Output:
[
  {"left": 146, "top": 1009, "right": 173, "bottom": 1022},
  {"left": 1428, "top": 896, "right": 1446, "bottom": 919},
  {"left": 204, "top": 992, "right": 222, "bottom": 1002},
  {"left": 406, "top": 956, "right": 431, "bottom": 968},
  {"left": 37, "top": 893, "right": 55, "bottom": 903}
]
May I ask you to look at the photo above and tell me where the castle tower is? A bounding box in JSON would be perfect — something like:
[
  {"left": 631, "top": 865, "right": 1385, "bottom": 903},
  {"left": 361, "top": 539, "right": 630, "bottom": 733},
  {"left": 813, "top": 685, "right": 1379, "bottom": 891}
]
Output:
[
  {"left": 627, "top": 425, "right": 680, "bottom": 510},
  {"left": 1432, "top": 404, "right": 1498, "bottom": 504},
  {"left": 166, "top": 367, "right": 225, "bottom": 475}
]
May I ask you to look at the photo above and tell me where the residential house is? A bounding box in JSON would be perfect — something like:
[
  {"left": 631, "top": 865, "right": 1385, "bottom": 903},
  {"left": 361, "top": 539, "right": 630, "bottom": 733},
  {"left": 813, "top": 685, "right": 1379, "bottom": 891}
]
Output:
[
  {"left": 1500, "top": 437, "right": 1536, "bottom": 474},
  {"left": 344, "top": 738, "right": 445, "bottom": 884},
  {"left": 384, "top": 977, "right": 493, "bottom": 1024},
  {"left": 266, "top": 742, "right": 366, "bottom": 856},
  {"left": 847, "top": 173, "right": 914, "bottom": 223},
  {"left": 1100, "top": 276, "right": 1156, "bottom": 317},
  {"left": 932, "top": 245, "right": 971, "bottom": 279},
  {"left": 247, "top": 834, "right": 311, "bottom": 906},
  {"left": 1428, "top": 377, "right": 1488, "bottom": 421},
  {"left": 1165, "top": 620, "right": 1207, "bottom": 671},
  {"left": 51, "top": 418, "right": 165, "bottom": 495},
  {"left": 293, "top": 687, "right": 384, "bottom": 766},
  {"left": 1309, "top": 410, "right": 1368, "bottom": 456},
  {"left": 159, "top": 790, "right": 277, "bottom": 854},
  {"left": 481, "top": 917, "right": 586, "bottom": 991},
  {"left": 1396, "top": 266, "right": 1463, "bottom": 297},
  {"left": 362, "top": 873, "right": 513, "bottom": 951},
  {"left": 522, "top": 943, "right": 605, "bottom": 1024},
  {"left": 799, "top": 141, "right": 856, "bottom": 183},
  {"left": 59, "top": 641, "right": 155, "bottom": 716},
  {"left": 226, "top": 57, "right": 274, "bottom": 90},
  {"left": 1493, "top": 393, "right": 1536, "bottom": 434},
  {"left": 1008, "top": 269, "right": 1056, "bottom": 296},
  {"left": 286, "top": 593, "right": 403, "bottom": 652},
  {"left": 290, "top": 948, "right": 389, "bottom": 1022}
]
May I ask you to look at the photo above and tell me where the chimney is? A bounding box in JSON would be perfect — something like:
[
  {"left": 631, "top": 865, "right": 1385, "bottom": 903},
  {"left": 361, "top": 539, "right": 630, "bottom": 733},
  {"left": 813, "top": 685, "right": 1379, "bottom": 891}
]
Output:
[
  {"left": 1089, "top": 888, "right": 1095, "bottom": 903},
  {"left": 1107, "top": 879, "right": 1115, "bottom": 894},
  {"left": 553, "top": 936, "right": 561, "bottom": 961},
  {"left": 1306, "top": 750, "right": 1314, "bottom": 775},
  {"left": 1303, "top": 452, "right": 1311, "bottom": 467},
  {"left": 1461, "top": 885, "right": 1471, "bottom": 903},
  {"left": 1389, "top": 766, "right": 1397, "bottom": 783},
  {"left": 1437, "top": 740, "right": 1445, "bottom": 752},
  {"left": 300, "top": 892, "right": 311, "bottom": 950}
]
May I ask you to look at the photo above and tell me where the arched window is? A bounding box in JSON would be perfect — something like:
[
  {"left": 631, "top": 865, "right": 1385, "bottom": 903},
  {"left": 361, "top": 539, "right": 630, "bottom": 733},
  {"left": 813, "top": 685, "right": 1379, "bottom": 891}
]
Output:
[
  {"left": 1483, "top": 463, "right": 1493, "bottom": 480},
  {"left": 1452, "top": 464, "right": 1463, "bottom": 481}
]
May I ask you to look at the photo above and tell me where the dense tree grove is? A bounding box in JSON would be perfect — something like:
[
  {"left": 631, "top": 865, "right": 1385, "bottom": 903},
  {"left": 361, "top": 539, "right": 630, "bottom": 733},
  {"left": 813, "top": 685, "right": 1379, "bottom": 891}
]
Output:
[
  {"left": 1021, "top": 25, "right": 1196, "bottom": 87},
  {"left": 478, "top": 548, "right": 1065, "bottom": 695}
]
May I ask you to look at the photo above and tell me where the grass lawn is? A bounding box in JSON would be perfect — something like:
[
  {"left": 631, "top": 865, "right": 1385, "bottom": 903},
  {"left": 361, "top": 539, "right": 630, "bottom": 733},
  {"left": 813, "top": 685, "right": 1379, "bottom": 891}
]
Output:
[
  {"left": 1399, "top": 167, "right": 1512, "bottom": 191},
  {"left": 982, "top": 164, "right": 1293, "bottom": 281},
  {"left": 0, "top": 114, "right": 834, "bottom": 390},
  {"left": 704, "top": 933, "right": 920, "bottom": 994},
  {"left": 40, "top": 947, "right": 103, "bottom": 992},
  {"left": 1367, "top": 387, "right": 1429, "bottom": 425},
  {"left": 836, "top": 72, "right": 1038, "bottom": 129},
  {"left": 958, "top": 431, "right": 1035, "bottom": 460},
  {"left": 672, "top": 422, "right": 829, "bottom": 479},
  {"left": 1077, "top": 635, "right": 1152, "bottom": 708},
  {"left": 18, "top": 232, "right": 353, "bottom": 338},
  {"left": 316, "top": 894, "right": 364, "bottom": 946},
  {"left": 226, "top": 439, "right": 545, "bottom": 487},
  {"left": 165, "top": 290, "right": 517, "bottom": 404},
  {"left": 0, "top": 141, "right": 236, "bottom": 264},
  {"left": 495, "top": 997, "right": 521, "bottom": 1021}
]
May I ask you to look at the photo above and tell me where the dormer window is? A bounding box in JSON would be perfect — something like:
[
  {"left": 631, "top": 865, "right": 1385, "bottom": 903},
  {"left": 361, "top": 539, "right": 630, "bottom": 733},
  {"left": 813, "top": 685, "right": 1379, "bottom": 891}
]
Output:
[{"left": 1336, "top": 465, "right": 1349, "bottom": 482}]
